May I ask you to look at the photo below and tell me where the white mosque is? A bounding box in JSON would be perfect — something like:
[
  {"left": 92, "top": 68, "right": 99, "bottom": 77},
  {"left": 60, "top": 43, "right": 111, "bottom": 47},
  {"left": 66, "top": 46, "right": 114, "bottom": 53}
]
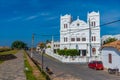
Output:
[{"left": 60, "top": 11, "right": 101, "bottom": 57}]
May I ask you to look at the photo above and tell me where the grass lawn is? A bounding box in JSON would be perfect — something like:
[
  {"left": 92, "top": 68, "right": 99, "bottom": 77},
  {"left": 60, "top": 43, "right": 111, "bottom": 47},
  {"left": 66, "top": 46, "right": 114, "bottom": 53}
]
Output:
[
  {"left": 0, "top": 50, "right": 18, "bottom": 64},
  {"left": 24, "top": 51, "right": 46, "bottom": 80},
  {"left": 0, "top": 60, "right": 3, "bottom": 64},
  {"left": 0, "top": 50, "right": 18, "bottom": 55}
]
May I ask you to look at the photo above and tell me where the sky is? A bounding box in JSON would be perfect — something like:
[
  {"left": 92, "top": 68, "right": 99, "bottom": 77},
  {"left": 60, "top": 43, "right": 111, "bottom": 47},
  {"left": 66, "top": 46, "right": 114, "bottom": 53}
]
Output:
[{"left": 0, "top": 0, "right": 120, "bottom": 47}]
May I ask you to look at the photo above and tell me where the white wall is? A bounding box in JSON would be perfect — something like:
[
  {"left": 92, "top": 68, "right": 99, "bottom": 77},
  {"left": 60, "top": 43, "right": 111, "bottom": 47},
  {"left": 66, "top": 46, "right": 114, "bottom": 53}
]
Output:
[
  {"left": 102, "top": 47, "right": 120, "bottom": 71},
  {"left": 46, "top": 48, "right": 101, "bottom": 63}
]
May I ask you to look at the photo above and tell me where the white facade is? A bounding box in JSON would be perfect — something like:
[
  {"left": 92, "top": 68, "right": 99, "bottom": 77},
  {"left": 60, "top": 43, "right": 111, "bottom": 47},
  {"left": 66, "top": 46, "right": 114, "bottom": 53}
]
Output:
[
  {"left": 102, "top": 47, "right": 120, "bottom": 70},
  {"left": 60, "top": 11, "right": 101, "bottom": 57},
  {"left": 53, "top": 42, "right": 60, "bottom": 50},
  {"left": 53, "top": 41, "right": 60, "bottom": 53},
  {"left": 46, "top": 41, "right": 60, "bottom": 53}
]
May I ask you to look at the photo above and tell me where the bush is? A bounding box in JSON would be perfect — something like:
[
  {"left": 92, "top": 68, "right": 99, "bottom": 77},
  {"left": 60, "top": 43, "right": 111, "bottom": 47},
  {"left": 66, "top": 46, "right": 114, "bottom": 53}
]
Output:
[
  {"left": 47, "top": 46, "right": 51, "bottom": 48},
  {"left": 58, "top": 49, "right": 79, "bottom": 56}
]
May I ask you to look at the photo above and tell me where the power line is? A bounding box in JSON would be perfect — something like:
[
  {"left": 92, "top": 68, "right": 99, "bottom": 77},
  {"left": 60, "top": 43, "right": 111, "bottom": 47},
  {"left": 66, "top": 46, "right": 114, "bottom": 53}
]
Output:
[
  {"left": 33, "top": 19, "right": 120, "bottom": 37},
  {"left": 34, "top": 33, "right": 60, "bottom": 37},
  {"left": 100, "top": 19, "right": 120, "bottom": 26},
  {"left": 62, "top": 19, "right": 120, "bottom": 35}
]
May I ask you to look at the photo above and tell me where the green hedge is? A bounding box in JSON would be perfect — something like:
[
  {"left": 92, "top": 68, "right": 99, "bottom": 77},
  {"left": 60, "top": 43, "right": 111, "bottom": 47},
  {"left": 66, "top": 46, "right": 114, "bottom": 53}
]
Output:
[{"left": 58, "top": 49, "right": 79, "bottom": 56}]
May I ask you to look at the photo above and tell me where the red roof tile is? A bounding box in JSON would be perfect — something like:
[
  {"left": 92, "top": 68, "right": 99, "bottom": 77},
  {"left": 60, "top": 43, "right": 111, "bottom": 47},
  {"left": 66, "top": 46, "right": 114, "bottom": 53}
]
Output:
[{"left": 101, "top": 40, "right": 120, "bottom": 51}]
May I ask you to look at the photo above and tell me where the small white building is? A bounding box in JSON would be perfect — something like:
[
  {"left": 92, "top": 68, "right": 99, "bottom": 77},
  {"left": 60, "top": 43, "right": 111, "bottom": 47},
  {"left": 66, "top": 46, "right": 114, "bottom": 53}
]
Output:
[
  {"left": 53, "top": 41, "right": 60, "bottom": 53},
  {"left": 46, "top": 41, "right": 60, "bottom": 53},
  {"left": 101, "top": 40, "right": 120, "bottom": 71}
]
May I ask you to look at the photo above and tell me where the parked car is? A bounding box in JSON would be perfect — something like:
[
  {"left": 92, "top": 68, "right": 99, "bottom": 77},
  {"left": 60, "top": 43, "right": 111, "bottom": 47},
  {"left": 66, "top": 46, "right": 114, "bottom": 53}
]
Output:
[{"left": 88, "top": 61, "right": 104, "bottom": 70}]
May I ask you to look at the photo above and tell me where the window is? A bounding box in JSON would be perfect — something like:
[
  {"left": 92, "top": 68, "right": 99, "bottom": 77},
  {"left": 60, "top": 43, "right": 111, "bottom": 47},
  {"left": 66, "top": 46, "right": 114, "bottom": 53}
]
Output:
[
  {"left": 92, "top": 36, "right": 96, "bottom": 41},
  {"left": 64, "top": 37, "right": 65, "bottom": 42},
  {"left": 108, "top": 54, "right": 112, "bottom": 63},
  {"left": 76, "top": 38, "right": 80, "bottom": 41},
  {"left": 77, "top": 23, "right": 80, "bottom": 26},
  {"left": 66, "top": 37, "right": 68, "bottom": 42},
  {"left": 94, "top": 36, "right": 96, "bottom": 41},
  {"left": 71, "top": 38, "right": 75, "bottom": 42},
  {"left": 82, "top": 38, "right": 86, "bottom": 41},
  {"left": 92, "top": 48, "right": 96, "bottom": 54},
  {"left": 64, "top": 37, "right": 68, "bottom": 42},
  {"left": 54, "top": 49, "right": 57, "bottom": 53},
  {"left": 91, "top": 21, "right": 96, "bottom": 27},
  {"left": 82, "top": 50, "right": 86, "bottom": 56},
  {"left": 92, "top": 36, "right": 94, "bottom": 41},
  {"left": 91, "top": 22, "right": 93, "bottom": 26},
  {"left": 93, "top": 22, "right": 96, "bottom": 27},
  {"left": 64, "top": 24, "right": 68, "bottom": 28}
]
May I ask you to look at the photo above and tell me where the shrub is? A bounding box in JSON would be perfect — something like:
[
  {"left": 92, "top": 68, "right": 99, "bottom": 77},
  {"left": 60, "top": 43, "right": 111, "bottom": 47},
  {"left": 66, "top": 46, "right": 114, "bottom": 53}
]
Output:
[{"left": 58, "top": 49, "right": 79, "bottom": 56}]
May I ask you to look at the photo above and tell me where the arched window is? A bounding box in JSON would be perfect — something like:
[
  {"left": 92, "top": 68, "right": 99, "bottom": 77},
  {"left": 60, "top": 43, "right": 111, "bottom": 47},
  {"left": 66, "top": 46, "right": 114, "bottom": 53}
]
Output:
[
  {"left": 77, "top": 23, "right": 80, "bottom": 26},
  {"left": 92, "top": 48, "right": 96, "bottom": 54},
  {"left": 94, "top": 36, "right": 96, "bottom": 41},
  {"left": 93, "top": 21, "right": 96, "bottom": 27},
  {"left": 108, "top": 54, "right": 112, "bottom": 63},
  {"left": 92, "top": 36, "right": 94, "bottom": 41},
  {"left": 64, "top": 37, "right": 68, "bottom": 42},
  {"left": 91, "top": 21, "right": 96, "bottom": 27},
  {"left": 92, "top": 36, "right": 96, "bottom": 41},
  {"left": 64, "top": 24, "right": 68, "bottom": 28}
]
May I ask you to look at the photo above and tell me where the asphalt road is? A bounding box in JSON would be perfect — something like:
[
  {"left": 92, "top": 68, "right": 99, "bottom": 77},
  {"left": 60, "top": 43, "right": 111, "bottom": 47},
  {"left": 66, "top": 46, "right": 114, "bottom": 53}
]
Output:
[{"left": 27, "top": 51, "right": 120, "bottom": 80}]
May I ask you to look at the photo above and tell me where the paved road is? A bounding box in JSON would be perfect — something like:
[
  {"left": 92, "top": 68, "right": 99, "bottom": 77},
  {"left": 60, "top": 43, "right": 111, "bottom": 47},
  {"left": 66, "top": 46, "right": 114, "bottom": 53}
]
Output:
[{"left": 27, "top": 51, "right": 120, "bottom": 80}]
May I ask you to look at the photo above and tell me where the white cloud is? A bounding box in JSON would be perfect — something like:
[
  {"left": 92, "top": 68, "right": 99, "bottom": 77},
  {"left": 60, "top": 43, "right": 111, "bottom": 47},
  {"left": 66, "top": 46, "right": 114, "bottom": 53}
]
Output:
[
  {"left": 24, "top": 12, "right": 50, "bottom": 21},
  {"left": 45, "top": 16, "right": 58, "bottom": 21},
  {"left": 40, "top": 12, "right": 50, "bottom": 16},
  {"left": 24, "top": 15, "right": 38, "bottom": 20},
  {"left": 7, "top": 16, "right": 23, "bottom": 22}
]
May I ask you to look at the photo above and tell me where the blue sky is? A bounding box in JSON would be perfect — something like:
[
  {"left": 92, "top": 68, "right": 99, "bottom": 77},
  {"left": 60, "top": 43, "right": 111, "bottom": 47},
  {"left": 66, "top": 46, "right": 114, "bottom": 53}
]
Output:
[{"left": 0, "top": 0, "right": 120, "bottom": 46}]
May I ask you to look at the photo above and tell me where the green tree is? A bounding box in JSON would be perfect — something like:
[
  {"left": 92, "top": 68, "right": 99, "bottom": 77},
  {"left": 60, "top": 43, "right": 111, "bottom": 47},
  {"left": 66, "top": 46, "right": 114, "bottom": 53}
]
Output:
[
  {"left": 103, "top": 37, "right": 117, "bottom": 45},
  {"left": 11, "top": 40, "right": 27, "bottom": 49}
]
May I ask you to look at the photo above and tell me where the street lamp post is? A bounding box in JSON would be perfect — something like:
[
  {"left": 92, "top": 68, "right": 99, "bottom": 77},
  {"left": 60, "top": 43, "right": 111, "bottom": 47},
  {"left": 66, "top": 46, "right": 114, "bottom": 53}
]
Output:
[
  {"left": 31, "top": 33, "right": 34, "bottom": 58},
  {"left": 41, "top": 48, "right": 45, "bottom": 70}
]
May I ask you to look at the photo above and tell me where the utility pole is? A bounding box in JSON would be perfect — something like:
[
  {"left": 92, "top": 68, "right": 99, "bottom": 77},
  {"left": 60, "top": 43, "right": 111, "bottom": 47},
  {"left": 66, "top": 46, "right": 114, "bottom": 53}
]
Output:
[
  {"left": 52, "top": 36, "right": 54, "bottom": 53},
  {"left": 89, "top": 18, "right": 92, "bottom": 58},
  {"left": 31, "top": 33, "right": 34, "bottom": 58}
]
